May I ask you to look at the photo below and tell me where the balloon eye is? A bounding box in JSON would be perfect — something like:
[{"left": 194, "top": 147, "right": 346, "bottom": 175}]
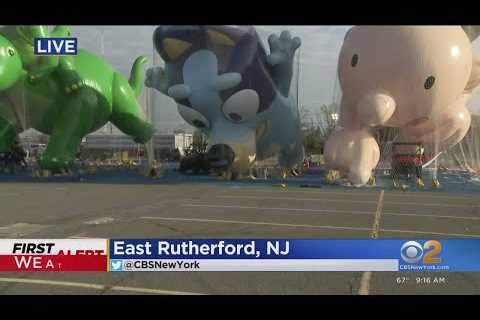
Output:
[
  {"left": 228, "top": 113, "right": 243, "bottom": 122},
  {"left": 177, "top": 104, "right": 210, "bottom": 129},
  {"left": 222, "top": 89, "right": 259, "bottom": 123},
  {"left": 7, "top": 48, "right": 15, "bottom": 56},
  {"left": 192, "top": 120, "right": 206, "bottom": 128},
  {"left": 351, "top": 54, "right": 358, "bottom": 67},
  {"left": 424, "top": 76, "right": 435, "bottom": 90}
]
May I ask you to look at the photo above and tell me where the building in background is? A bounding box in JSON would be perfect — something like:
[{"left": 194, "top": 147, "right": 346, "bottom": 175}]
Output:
[
  {"left": 84, "top": 132, "right": 192, "bottom": 150},
  {"left": 82, "top": 131, "right": 193, "bottom": 162},
  {"left": 18, "top": 127, "right": 193, "bottom": 162}
]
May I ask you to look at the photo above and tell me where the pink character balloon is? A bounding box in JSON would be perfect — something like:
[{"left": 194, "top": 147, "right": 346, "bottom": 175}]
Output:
[{"left": 324, "top": 26, "right": 480, "bottom": 185}]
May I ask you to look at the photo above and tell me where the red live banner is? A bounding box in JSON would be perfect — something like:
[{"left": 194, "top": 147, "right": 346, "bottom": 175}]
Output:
[{"left": 0, "top": 239, "right": 108, "bottom": 272}]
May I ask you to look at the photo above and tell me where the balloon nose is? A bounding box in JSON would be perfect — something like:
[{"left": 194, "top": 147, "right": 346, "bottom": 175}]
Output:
[
  {"left": 357, "top": 93, "right": 396, "bottom": 126},
  {"left": 207, "top": 144, "right": 235, "bottom": 168}
]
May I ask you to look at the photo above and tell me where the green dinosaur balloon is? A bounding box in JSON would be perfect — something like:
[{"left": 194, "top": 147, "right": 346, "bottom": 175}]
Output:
[{"left": 0, "top": 32, "right": 155, "bottom": 173}]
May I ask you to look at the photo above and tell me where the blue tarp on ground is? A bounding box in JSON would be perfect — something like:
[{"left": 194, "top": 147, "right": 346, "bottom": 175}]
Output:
[{"left": 1, "top": 166, "right": 480, "bottom": 194}]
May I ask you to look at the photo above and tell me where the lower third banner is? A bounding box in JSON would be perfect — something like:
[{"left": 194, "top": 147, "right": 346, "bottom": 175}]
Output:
[
  {"left": 2, "top": 239, "right": 480, "bottom": 272},
  {"left": 108, "top": 239, "right": 480, "bottom": 272}
]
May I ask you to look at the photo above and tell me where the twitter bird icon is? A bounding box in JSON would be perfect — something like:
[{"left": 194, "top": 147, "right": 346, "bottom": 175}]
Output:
[{"left": 110, "top": 260, "right": 123, "bottom": 271}]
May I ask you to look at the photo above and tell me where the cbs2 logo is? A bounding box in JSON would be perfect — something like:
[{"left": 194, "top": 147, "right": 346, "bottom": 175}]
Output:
[{"left": 401, "top": 240, "right": 442, "bottom": 264}]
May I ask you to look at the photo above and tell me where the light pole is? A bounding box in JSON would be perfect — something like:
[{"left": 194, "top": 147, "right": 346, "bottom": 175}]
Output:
[{"left": 145, "top": 27, "right": 157, "bottom": 169}]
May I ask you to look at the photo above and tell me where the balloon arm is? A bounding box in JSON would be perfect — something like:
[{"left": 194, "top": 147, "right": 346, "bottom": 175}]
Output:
[
  {"left": 324, "top": 127, "right": 379, "bottom": 185},
  {"left": 28, "top": 56, "right": 81, "bottom": 94},
  {"left": 167, "top": 84, "right": 191, "bottom": 100},
  {"left": 212, "top": 72, "right": 242, "bottom": 91},
  {"left": 266, "top": 31, "right": 301, "bottom": 97},
  {"left": 145, "top": 66, "right": 169, "bottom": 95}
]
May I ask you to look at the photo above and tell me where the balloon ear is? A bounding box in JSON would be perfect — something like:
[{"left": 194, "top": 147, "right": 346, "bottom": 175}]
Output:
[
  {"left": 343, "top": 27, "right": 353, "bottom": 42},
  {"left": 465, "top": 56, "right": 480, "bottom": 93},
  {"left": 462, "top": 26, "right": 480, "bottom": 42}
]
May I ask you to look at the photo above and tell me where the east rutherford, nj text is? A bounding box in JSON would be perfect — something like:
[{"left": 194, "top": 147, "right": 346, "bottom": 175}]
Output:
[{"left": 113, "top": 241, "right": 290, "bottom": 258}]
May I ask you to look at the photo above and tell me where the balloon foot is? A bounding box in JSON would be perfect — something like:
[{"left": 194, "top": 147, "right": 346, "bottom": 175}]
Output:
[
  {"left": 367, "top": 176, "right": 376, "bottom": 186},
  {"left": 431, "top": 178, "right": 440, "bottom": 189},
  {"left": 416, "top": 178, "right": 425, "bottom": 188},
  {"left": 325, "top": 170, "right": 338, "bottom": 184}
]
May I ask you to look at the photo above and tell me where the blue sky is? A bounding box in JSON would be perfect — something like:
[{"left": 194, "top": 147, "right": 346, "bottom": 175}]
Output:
[{"left": 68, "top": 26, "right": 480, "bottom": 133}]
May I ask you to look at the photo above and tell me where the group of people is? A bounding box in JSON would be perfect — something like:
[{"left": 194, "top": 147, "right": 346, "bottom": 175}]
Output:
[{"left": 390, "top": 143, "right": 428, "bottom": 188}]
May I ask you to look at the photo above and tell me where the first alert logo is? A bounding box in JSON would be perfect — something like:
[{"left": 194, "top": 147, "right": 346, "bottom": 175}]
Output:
[
  {"left": 12, "top": 242, "right": 105, "bottom": 255},
  {"left": 10, "top": 242, "right": 105, "bottom": 271}
]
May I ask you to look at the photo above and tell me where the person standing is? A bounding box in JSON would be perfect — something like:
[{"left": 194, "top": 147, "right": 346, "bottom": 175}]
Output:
[{"left": 413, "top": 144, "right": 425, "bottom": 188}]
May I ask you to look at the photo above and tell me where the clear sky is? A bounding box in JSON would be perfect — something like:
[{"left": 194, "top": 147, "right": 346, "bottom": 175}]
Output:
[{"left": 63, "top": 26, "right": 480, "bottom": 133}]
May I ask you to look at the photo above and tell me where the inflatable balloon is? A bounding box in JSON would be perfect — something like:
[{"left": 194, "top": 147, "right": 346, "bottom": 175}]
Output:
[
  {"left": 146, "top": 25, "right": 304, "bottom": 179},
  {"left": 0, "top": 26, "right": 154, "bottom": 173},
  {"left": 324, "top": 26, "right": 480, "bottom": 185}
]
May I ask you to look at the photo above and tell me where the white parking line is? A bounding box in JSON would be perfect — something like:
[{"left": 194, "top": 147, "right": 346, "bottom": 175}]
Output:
[
  {"left": 217, "top": 195, "right": 378, "bottom": 204},
  {"left": 139, "top": 216, "right": 480, "bottom": 238},
  {"left": 0, "top": 223, "right": 50, "bottom": 237},
  {"left": 221, "top": 188, "right": 480, "bottom": 201},
  {"left": 84, "top": 217, "right": 115, "bottom": 225},
  {"left": 0, "top": 277, "right": 205, "bottom": 295},
  {"left": 140, "top": 216, "right": 373, "bottom": 232},
  {"left": 68, "top": 232, "right": 92, "bottom": 239},
  {"left": 216, "top": 195, "right": 476, "bottom": 208},
  {"left": 221, "top": 187, "right": 377, "bottom": 196},
  {"left": 181, "top": 203, "right": 480, "bottom": 221},
  {"left": 380, "top": 228, "right": 480, "bottom": 237},
  {"left": 183, "top": 204, "right": 375, "bottom": 215},
  {"left": 359, "top": 190, "right": 385, "bottom": 296}
]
